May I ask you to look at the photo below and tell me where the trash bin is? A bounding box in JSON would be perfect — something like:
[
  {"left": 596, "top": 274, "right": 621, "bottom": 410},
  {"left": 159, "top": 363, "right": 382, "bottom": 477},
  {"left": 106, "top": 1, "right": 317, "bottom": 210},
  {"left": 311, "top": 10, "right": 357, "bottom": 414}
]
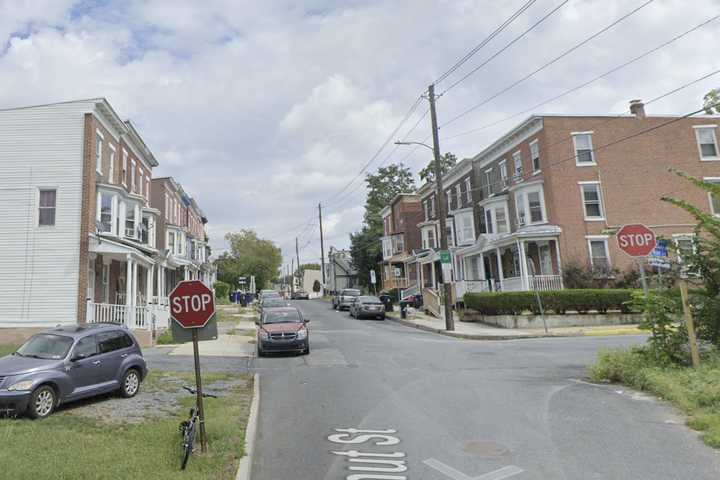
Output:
[
  {"left": 399, "top": 301, "right": 408, "bottom": 319},
  {"left": 379, "top": 294, "right": 393, "bottom": 312}
]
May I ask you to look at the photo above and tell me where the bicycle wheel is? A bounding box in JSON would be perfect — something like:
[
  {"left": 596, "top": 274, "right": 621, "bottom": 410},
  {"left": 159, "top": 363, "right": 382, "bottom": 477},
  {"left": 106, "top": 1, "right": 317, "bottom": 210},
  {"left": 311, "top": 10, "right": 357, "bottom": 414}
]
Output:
[{"left": 181, "top": 443, "right": 192, "bottom": 470}]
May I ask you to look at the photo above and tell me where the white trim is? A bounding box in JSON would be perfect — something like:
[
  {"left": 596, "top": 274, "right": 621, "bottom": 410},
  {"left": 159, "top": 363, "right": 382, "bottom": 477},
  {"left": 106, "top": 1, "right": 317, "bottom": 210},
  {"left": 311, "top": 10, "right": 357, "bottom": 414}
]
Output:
[
  {"left": 704, "top": 177, "right": 720, "bottom": 217},
  {"left": 579, "top": 182, "right": 605, "bottom": 221},
  {"left": 571, "top": 130, "right": 595, "bottom": 135},
  {"left": 694, "top": 125, "right": 720, "bottom": 161},
  {"left": 572, "top": 132, "right": 596, "bottom": 166},
  {"left": 586, "top": 236, "right": 611, "bottom": 269},
  {"left": 95, "top": 129, "right": 105, "bottom": 140}
]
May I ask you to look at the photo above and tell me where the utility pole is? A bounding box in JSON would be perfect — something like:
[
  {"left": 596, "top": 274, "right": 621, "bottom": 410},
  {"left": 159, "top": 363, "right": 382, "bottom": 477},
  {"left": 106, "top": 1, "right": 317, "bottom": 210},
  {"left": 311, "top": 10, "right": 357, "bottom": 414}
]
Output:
[
  {"left": 318, "top": 202, "right": 326, "bottom": 288},
  {"left": 290, "top": 259, "right": 295, "bottom": 295},
  {"left": 332, "top": 248, "right": 338, "bottom": 294},
  {"left": 296, "top": 237, "right": 301, "bottom": 292},
  {"left": 427, "top": 83, "right": 455, "bottom": 331}
]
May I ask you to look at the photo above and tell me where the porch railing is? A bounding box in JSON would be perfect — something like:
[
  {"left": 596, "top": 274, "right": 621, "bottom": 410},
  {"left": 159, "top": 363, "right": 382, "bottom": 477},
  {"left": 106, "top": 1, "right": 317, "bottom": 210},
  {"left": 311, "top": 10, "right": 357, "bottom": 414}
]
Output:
[
  {"left": 423, "top": 288, "right": 440, "bottom": 317},
  {"left": 87, "top": 302, "right": 170, "bottom": 330},
  {"left": 529, "top": 274, "right": 563, "bottom": 291},
  {"left": 497, "top": 277, "right": 524, "bottom": 292}
]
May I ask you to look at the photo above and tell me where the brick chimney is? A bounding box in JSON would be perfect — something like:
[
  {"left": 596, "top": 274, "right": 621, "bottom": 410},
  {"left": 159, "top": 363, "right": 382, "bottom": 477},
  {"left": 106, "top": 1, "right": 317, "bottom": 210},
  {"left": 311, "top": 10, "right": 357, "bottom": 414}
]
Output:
[{"left": 630, "top": 99, "right": 646, "bottom": 118}]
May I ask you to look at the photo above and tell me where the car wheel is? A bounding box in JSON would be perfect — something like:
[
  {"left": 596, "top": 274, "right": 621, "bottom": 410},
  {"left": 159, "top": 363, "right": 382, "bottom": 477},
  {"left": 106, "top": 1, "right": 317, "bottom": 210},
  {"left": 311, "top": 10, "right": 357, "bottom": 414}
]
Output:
[
  {"left": 257, "top": 343, "right": 265, "bottom": 357},
  {"left": 120, "top": 368, "right": 141, "bottom": 398},
  {"left": 27, "top": 385, "right": 56, "bottom": 419},
  {"left": 303, "top": 345, "right": 310, "bottom": 355}
]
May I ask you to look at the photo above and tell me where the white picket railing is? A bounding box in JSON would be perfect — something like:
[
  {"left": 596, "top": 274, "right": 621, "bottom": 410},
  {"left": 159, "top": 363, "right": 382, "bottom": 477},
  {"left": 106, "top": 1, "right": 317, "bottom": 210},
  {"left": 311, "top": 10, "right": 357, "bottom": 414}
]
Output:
[
  {"left": 497, "top": 277, "right": 524, "bottom": 292},
  {"left": 529, "top": 275, "right": 563, "bottom": 291},
  {"left": 87, "top": 302, "right": 170, "bottom": 330}
]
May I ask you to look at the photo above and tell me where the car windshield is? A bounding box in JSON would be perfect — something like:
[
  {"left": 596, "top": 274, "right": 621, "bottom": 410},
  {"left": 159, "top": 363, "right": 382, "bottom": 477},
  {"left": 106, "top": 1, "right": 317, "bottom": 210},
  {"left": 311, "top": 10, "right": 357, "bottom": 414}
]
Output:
[
  {"left": 359, "top": 296, "right": 382, "bottom": 304},
  {"left": 16, "top": 334, "right": 74, "bottom": 360},
  {"left": 263, "top": 310, "right": 302, "bottom": 324},
  {"left": 263, "top": 299, "right": 288, "bottom": 307},
  {"left": 342, "top": 289, "right": 361, "bottom": 296}
]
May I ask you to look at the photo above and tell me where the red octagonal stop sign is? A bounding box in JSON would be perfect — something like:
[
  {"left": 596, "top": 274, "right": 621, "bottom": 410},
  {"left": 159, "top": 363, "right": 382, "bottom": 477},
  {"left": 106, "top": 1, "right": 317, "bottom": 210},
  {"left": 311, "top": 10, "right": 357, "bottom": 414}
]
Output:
[
  {"left": 169, "top": 280, "right": 216, "bottom": 328},
  {"left": 617, "top": 224, "right": 656, "bottom": 257}
]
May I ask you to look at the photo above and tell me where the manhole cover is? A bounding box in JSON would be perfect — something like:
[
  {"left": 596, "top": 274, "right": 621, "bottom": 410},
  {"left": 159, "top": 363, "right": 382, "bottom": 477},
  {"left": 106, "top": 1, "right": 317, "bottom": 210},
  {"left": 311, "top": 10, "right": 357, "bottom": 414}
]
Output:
[{"left": 463, "top": 441, "right": 509, "bottom": 457}]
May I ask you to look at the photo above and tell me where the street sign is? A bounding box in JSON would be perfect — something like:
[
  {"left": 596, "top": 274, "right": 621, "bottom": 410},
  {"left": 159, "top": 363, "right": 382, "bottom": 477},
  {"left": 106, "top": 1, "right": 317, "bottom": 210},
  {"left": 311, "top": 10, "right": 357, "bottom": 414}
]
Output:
[
  {"left": 616, "top": 224, "right": 656, "bottom": 257},
  {"left": 370, "top": 270, "right": 376, "bottom": 284},
  {"left": 650, "top": 239, "right": 671, "bottom": 270},
  {"left": 169, "top": 280, "right": 216, "bottom": 329},
  {"left": 439, "top": 250, "right": 451, "bottom": 263}
]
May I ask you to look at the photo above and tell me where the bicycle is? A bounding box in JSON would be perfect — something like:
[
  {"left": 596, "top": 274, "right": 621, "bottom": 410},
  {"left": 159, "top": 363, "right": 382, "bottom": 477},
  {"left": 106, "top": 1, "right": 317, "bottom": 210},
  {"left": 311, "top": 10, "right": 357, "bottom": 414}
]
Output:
[{"left": 179, "top": 386, "right": 218, "bottom": 470}]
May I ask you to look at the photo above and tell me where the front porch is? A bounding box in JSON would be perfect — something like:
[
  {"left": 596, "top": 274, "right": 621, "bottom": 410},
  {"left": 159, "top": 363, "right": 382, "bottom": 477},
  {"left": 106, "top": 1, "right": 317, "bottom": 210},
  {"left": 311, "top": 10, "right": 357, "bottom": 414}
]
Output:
[
  {"left": 456, "top": 229, "right": 564, "bottom": 298},
  {"left": 86, "top": 237, "right": 171, "bottom": 333}
]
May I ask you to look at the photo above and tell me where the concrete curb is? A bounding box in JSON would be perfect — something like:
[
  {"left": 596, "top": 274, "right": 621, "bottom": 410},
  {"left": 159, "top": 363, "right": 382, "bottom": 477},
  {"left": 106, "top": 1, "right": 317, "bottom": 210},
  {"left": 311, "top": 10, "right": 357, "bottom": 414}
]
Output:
[
  {"left": 236, "top": 373, "right": 260, "bottom": 480},
  {"left": 385, "top": 316, "right": 582, "bottom": 340}
]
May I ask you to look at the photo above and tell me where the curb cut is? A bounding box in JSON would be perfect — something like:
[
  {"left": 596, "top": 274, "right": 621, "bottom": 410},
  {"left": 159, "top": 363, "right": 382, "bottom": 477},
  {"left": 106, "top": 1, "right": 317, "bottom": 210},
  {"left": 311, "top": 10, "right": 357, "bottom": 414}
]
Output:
[
  {"left": 385, "top": 316, "right": 581, "bottom": 340},
  {"left": 236, "top": 373, "right": 260, "bottom": 480}
]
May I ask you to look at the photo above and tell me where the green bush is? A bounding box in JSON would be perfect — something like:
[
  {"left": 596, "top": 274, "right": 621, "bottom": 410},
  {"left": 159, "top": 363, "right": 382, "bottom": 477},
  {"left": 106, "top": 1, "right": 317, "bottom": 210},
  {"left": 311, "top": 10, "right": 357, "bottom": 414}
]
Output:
[
  {"left": 464, "top": 289, "right": 638, "bottom": 316},
  {"left": 213, "top": 281, "right": 231, "bottom": 301}
]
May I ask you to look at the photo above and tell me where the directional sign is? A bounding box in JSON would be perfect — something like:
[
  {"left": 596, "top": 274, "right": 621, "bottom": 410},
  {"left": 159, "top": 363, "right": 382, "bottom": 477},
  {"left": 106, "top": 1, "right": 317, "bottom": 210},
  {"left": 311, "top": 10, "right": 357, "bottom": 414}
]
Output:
[
  {"left": 169, "top": 280, "right": 216, "bottom": 329},
  {"left": 439, "top": 250, "right": 451, "bottom": 263},
  {"left": 617, "top": 224, "right": 656, "bottom": 257},
  {"left": 370, "top": 270, "right": 376, "bottom": 284}
]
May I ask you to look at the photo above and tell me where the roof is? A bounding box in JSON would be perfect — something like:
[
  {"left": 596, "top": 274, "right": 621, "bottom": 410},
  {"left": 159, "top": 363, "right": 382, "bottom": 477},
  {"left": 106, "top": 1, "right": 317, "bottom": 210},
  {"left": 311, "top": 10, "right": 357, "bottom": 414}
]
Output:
[{"left": 50, "top": 323, "right": 128, "bottom": 338}]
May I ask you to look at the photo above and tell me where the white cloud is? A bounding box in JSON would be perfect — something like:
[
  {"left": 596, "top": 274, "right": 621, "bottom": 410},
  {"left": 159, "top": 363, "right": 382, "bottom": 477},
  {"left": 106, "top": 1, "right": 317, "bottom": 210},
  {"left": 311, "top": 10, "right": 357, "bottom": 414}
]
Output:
[{"left": 1, "top": 0, "right": 719, "bottom": 268}]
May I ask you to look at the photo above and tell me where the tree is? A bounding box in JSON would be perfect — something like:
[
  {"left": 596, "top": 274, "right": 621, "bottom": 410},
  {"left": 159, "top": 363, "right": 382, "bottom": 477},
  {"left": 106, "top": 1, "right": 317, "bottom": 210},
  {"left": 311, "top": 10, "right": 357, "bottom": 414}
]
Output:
[
  {"left": 350, "top": 163, "right": 415, "bottom": 288},
  {"left": 704, "top": 88, "right": 720, "bottom": 114},
  {"left": 418, "top": 152, "right": 457, "bottom": 183},
  {"left": 312, "top": 279, "right": 321, "bottom": 293},
  {"left": 217, "top": 229, "right": 283, "bottom": 291}
]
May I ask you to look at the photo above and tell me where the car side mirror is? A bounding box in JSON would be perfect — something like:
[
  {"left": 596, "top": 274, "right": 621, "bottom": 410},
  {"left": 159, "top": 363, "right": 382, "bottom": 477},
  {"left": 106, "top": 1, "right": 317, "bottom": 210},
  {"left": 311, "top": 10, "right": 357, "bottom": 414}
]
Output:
[
  {"left": 304, "top": 319, "right": 310, "bottom": 323},
  {"left": 254, "top": 319, "right": 260, "bottom": 325}
]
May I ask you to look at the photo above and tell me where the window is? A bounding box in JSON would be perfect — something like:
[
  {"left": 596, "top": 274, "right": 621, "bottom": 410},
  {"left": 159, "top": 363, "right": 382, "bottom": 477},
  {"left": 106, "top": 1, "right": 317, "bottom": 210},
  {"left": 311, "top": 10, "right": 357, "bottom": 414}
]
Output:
[
  {"left": 97, "top": 331, "right": 131, "bottom": 354},
  {"left": 485, "top": 208, "right": 493, "bottom": 234},
  {"left": 95, "top": 134, "right": 103, "bottom": 174},
  {"left": 168, "top": 231, "right": 176, "bottom": 253},
  {"left": 674, "top": 235, "right": 698, "bottom": 275},
  {"left": 516, "top": 192, "right": 527, "bottom": 226},
  {"left": 99, "top": 194, "right": 112, "bottom": 232},
  {"left": 122, "top": 150, "right": 128, "bottom": 185},
  {"left": 580, "top": 183, "right": 604, "bottom": 220},
  {"left": 140, "top": 216, "right": 150, "bottom": 244},
  {"left": 695, "top": 126, "right": 719, "bottom": 160},
  {"left": 573, "top": 133, "right": 595, "bottom": 165},
  {"left": 125, "top": 205, "right": 135, "bottom": 238},
  {"left": 430, "top": 195, "right": 436, "bottom": 217},
  {"left": 428, "top": 228, "right": 435, "bottom": 248},
  {"left": 38, "top": 189, "right": 56, "bottom": 226},
  {"left": 455, "top": 212, "right": 475, "bottom": 244},
  {"left": 705, "top": 178, "right": 720, "bottom": 216},
  {"left": 446, "top": 223, "right": 454, "bottom": 247},
  {"left": 499, "top": 161, "right": 507, "bottom": 186},
  {"left": 145, "top": 178, "right": 150, "bottom": 201},
  {"left": 131, "top": 160, "right": 136, "bottom": 193},
  {"left": 108, "top": 145, "right": 115, "bottom": 184},
  {"left": 485, "top": 169, "right": 494, "bottom": 195},
  {"left": 530, "top": 140, "right": 540, "bottom": 172},
  {"left": 139, "top": 170, "right": 144, "bottom": 197},
  {"left": 512, "top": 151, "right": 523, "bottom": 177},
  {"left": 465, "top": 177, "right": 472, "bottom": 203},
  {"left": 446, "top": 190, "right": 453, "bottom": 211},
  {"left": 587, "top": 237, "right": 610, "bottom": 271},
  {"left": 495, "top": 206, "right": 508, "bottom": 233},
  {"left": 101, "top": 264, "right": 109, "bottom": 303},
  {"left": 72, "top": 336, "right": 97, "bottom": 359},
  {"left": 528, "top": 191, "right": 543, "bottom": 223}
]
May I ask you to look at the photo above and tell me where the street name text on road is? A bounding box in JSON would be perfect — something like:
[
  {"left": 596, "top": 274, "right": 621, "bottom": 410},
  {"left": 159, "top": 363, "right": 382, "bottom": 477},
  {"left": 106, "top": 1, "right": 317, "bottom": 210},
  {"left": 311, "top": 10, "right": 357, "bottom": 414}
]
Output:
[{"left": 328, "top": 428, "right": 406, "bottom": 479}]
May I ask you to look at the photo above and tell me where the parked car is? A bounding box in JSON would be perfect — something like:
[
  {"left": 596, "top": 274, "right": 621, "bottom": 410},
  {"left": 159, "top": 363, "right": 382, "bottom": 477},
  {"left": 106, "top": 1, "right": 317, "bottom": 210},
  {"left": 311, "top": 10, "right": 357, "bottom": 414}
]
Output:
[
  {"left": 0, "top": 324, "right": 147, "bottom": 419},
  {"left": 291, "top": 289, "right": 310, "bottom": 300},
  {"left": 349, "top": 296, "right": 386, "bottom": 320},
  {"left": 256, "top": 307, "right": 310, "bottom": 356},
  {"left": 334, "top": 288, "right": 361, "bottom": 310},
  {"left": 258, "top": 297, "right": 292, "bottom": 315}
]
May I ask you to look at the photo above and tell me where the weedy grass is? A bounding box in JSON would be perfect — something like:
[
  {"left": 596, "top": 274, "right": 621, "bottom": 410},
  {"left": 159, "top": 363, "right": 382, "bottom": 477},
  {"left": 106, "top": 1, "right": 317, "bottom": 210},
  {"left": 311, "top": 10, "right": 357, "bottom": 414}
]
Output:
[
  {"left": 0, "top": 371, "right": 252, "bottom": 479},
  {"left": 589, "top": 348, "right": 720, "bottom": 448}
]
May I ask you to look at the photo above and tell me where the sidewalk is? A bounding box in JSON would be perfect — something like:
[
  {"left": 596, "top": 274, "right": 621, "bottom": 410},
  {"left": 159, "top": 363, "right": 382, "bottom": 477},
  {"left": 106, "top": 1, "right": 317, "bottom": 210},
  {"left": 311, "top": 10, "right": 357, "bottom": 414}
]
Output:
[{"left": 386, "top": 310, "right": 644, "bottom": 340}]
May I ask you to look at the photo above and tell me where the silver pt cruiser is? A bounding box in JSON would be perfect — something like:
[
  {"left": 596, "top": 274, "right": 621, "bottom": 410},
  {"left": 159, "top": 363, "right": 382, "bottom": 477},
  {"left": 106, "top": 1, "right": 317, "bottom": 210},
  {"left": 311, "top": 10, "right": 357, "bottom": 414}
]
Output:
[{"left": 0, "top": 323, "right": 147, "bottom": 419}]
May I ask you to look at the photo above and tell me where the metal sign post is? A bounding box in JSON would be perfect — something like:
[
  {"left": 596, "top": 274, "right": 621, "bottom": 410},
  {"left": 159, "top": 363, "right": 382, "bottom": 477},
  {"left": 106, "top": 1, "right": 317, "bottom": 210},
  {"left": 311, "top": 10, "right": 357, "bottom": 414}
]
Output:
[
  {"left": 169, "top": 280, "right": 216, "bottom": 453},
  {"left": 679, "top": 278, "right": 701, "bottom": 368},
  {"left": 370, "top": 270, "right": 377, "bottom": 296}
]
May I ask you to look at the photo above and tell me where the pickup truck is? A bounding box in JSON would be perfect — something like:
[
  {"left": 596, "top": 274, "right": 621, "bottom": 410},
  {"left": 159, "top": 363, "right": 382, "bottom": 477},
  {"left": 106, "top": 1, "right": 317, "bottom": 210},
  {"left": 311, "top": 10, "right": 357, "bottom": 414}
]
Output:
[{"left": 333, "top": 288, "right": 361, "bottom": 311}]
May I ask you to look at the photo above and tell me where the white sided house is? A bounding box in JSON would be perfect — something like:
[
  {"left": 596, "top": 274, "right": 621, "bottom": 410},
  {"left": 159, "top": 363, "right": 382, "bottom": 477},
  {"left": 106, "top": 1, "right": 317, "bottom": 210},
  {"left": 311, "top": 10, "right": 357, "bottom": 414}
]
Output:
[{"left": 0, "top": 99, "right": 169, "bottom": 344}]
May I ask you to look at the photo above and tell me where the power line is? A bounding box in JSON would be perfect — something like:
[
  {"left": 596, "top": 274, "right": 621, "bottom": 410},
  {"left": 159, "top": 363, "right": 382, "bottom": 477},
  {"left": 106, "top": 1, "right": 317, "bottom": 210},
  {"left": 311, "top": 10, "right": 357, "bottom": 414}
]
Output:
[
  {"left": 434, "top": 0, "right": 537, "bottom": 85},
  {"left": 442, "top": 14, "right": 720, "bottom": 141},
  {"left": 440, "top": 0, "right": 570, "bottom": 95},
  {"left": 439, "top": 0, "right": 658, "bottom": 128},
  {"left": 322, "top": 95, "right": 424, "bottom": 205}
]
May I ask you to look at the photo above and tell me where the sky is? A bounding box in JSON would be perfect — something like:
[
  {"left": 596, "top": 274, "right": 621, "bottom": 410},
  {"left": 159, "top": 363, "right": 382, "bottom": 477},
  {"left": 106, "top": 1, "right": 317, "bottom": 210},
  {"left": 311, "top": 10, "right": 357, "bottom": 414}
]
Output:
[{"left": 1, "top": 0, "right": 719, "bottom": 273}]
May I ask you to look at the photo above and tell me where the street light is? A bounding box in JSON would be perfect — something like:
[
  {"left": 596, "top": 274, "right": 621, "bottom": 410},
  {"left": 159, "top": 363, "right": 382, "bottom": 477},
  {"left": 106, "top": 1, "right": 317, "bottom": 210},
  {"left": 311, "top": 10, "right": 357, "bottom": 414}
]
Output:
[{"left": 394, "top": 140, "right": 434, "bottom": 152}]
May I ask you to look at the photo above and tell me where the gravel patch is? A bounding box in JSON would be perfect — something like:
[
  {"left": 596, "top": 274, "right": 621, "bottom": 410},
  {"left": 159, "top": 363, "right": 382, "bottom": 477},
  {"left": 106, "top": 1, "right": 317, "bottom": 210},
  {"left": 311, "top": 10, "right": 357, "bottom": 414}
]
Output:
[{"left": 62, "top": 374, "right": 249, "bottom": 425}]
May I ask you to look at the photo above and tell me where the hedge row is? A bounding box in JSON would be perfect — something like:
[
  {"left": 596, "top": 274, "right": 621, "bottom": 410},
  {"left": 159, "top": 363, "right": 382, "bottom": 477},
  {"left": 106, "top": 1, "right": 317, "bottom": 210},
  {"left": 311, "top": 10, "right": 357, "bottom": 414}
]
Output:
[{"left": 464, "top": 289, "right": 638, "bottom": 316}]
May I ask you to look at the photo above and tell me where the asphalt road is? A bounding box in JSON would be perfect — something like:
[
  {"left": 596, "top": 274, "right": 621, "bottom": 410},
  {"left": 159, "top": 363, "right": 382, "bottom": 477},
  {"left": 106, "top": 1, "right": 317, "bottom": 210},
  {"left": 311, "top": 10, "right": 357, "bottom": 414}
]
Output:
[{"left": 252, "top": 299, "right": 720, "bottom": 480}]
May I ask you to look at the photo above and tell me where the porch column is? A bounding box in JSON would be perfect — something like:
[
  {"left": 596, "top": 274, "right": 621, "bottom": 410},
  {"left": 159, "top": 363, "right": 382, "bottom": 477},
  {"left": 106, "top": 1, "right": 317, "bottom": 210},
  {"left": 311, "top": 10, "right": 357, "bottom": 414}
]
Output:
[
  {"left": 156, "top": 265, "right": 163, "bottom": 301},
  {"left": 495, "top": 248, "right": 504, "bottom": 290},
  {"left": 479, "top": 253, "right": 486, "bottom": 284},
  {"left": 146, "top": 264, "right": 154, "bottom": 305},
  {"left": 430, "top": 261, "right": 436, "bottom": 289},
  {"left": 554, "top": 239, "right": 564, "bottom": 288},
  {"left": 518, "top": 240, "right": 529, "bottom": 291},
  {"left": 125, "top": 256, "right": 133, "bottom": 327}
]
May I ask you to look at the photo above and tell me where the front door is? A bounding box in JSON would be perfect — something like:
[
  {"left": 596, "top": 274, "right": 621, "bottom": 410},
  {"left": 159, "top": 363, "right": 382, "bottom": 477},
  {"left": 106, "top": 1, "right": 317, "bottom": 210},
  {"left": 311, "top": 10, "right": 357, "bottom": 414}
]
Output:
[
  {"left": 539, "top": 244, "right": 553, "bottom": 275},
  {"left": 87, "top": 264, "right": 96, "bottom": 302}
]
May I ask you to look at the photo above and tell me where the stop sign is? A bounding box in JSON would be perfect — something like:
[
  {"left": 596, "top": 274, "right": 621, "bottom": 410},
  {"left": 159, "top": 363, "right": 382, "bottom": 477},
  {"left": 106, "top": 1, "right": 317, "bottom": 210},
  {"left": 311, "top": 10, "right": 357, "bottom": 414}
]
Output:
[
  {"left": 169, "top": 280, "right": 216, "bottom": 328},
  {"left": 617, "top": 224, "right": 656, "bottom": 257}
]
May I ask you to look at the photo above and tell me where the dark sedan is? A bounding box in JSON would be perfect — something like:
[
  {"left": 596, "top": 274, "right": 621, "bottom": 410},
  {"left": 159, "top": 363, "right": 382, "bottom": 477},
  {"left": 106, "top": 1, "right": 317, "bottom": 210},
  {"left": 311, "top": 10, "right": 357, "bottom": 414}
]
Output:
[{"left": 349, "top": 296, "right": 386, "bottom": 320}]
